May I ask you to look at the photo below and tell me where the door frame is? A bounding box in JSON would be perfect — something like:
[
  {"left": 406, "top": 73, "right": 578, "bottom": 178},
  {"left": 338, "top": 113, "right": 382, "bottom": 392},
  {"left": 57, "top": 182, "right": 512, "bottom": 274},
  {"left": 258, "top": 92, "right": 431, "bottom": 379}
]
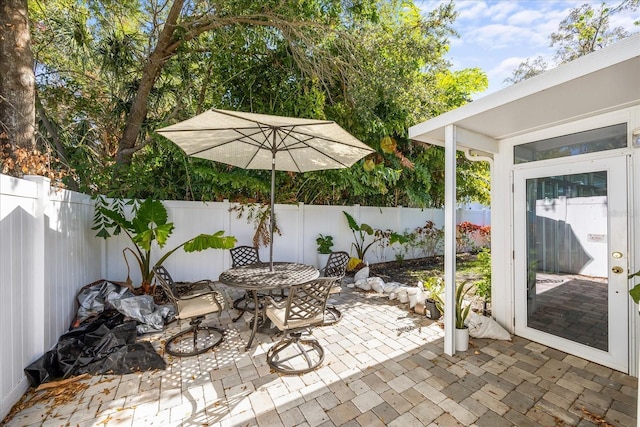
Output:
[{"left": 513, "top": 154, "right": 630, "bottom": 372}]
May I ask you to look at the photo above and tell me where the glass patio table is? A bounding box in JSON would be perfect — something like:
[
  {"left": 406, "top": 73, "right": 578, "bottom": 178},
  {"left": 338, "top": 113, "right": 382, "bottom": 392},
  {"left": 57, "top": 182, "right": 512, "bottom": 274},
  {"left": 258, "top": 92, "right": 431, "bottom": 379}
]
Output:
[{"left": 219, "top": 262, "right": 319, "bottom": 350}]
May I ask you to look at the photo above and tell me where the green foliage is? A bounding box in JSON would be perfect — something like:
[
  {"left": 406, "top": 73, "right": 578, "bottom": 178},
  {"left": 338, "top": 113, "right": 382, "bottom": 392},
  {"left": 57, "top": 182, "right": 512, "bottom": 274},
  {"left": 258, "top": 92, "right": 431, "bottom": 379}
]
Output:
[
  {"left": 373, "top": 228, "right": 408, "bottom": 261},
  {"left": 422, "top": 276, "right": 444, "bottom": 298},
  {"left": 629, "top": 269, "right": 640, "bottom": 304},
  {"left": 316, "top": 234, "right": 334, "bottom": 254},
  {"left": 29, "top": 0, "right": 490, "bottom": 208},
  {"left": 405, "top": 220, "right": 444, "bottom": 258},
  {"left": 430, "top": 280, "right": 472, "bottom": 329},
  {"left": 455, "top": 281, "right": 473, "bottom": 329},
  {"left": 550, "top": 1, "right": 637, "bottom": 63},
  {"left": 93, "top": 198, "right": 236, "bottom": 292},
  {"left": 474, "top": 249, "right": 492, "bottom": 303},
  {"left": 343, "top": 211, "right": 377, "bottom": 260}
]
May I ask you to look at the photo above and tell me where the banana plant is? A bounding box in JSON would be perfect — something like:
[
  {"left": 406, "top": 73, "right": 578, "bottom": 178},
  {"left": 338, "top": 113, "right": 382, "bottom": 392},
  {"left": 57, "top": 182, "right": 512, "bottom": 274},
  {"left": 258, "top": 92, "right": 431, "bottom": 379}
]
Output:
[
  {"left": 93, "top": 197, "right": 236, "bottom": 294},
  {"left": 343, "top": 211, "right": 377, "bottom": 261}
]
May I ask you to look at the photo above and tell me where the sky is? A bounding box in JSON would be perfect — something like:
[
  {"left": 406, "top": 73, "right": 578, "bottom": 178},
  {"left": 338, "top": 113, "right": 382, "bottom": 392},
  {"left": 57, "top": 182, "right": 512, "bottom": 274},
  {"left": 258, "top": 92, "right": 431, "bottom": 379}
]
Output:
[{"left": 417, "top": 0, "right": 639, "bottom": 97}]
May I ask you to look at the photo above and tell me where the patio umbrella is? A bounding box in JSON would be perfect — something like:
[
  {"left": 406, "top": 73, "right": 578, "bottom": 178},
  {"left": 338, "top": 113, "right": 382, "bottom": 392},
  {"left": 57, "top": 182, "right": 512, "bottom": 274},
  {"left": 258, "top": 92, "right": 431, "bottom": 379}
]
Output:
[{"left": 156, "top": 108, "right": 374, "bottom": 269}]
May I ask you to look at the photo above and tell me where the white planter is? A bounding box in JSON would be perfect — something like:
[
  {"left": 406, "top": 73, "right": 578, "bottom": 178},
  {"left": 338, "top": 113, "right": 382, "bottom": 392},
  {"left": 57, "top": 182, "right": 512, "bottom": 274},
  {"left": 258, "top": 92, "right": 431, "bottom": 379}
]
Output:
[
  {"left": 455, "top": 327, "right": 469, "bottom": 351},
  {"left": 317, "top": 253, "right": 330, "bottom": 270}
]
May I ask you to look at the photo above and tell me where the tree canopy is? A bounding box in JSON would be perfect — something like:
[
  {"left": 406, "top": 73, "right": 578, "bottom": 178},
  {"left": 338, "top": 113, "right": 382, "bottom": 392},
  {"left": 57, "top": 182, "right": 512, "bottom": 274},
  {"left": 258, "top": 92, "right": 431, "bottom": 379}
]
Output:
[
  {"left": 4, "top": 0, "right": 491, "bottom": 208},
  {"left": 506, "top": 0, "right": 639, "bottom": 84}
]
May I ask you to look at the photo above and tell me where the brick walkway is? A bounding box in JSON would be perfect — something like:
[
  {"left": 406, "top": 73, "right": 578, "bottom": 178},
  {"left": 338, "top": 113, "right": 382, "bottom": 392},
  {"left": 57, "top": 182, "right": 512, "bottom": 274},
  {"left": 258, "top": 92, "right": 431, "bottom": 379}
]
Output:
[{"left": 4, "top": 285, "right": 637, "bottom": 426}]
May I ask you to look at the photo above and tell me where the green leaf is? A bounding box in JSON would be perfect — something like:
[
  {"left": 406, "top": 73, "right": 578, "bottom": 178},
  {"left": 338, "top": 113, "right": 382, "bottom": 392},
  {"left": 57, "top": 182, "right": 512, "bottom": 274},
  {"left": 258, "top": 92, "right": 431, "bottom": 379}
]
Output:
[
  {"left": 360, "top": 223, "right": 374, "bottom": 235},
  {"left": 630, "top": 284, "right": 640, "bottom": 304},
  {"left": 153, "top": 223, "right": 175, "bottom": 248},
  {"left": 133, "top": 229, "right": 155, "bottom": 251},
  {"left": 343, "top": 211, "right": 359, "bottom": 231},
  {"left": 183, "top": 231, "right": 237, "bottom": 252},
  {"left": 137, "top": 199, "right": 168, "bottom": 227}
]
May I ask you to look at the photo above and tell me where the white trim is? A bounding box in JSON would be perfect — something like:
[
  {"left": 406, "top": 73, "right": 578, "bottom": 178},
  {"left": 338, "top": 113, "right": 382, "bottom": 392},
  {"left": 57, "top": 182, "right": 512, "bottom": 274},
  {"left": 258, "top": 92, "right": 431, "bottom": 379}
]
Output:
[{"left": 409, "top": 34, "right": 640, "bottom": 144}]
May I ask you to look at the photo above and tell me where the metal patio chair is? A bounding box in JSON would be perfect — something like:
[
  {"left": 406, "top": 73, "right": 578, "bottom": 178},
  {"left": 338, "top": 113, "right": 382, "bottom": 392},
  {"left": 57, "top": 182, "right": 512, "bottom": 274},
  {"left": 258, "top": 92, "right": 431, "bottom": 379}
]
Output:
[
  {"left": 229, "top": 246, "right": 263, "bottom": 322},
  {"left": 320, "top": 251, "right": 350, "bottom": 325},
  {"left": 153, "top": 265, "right": 224, "bottom": 357},
  {"left": 265, "top": 277, "right": 337, "bottom": 374}
]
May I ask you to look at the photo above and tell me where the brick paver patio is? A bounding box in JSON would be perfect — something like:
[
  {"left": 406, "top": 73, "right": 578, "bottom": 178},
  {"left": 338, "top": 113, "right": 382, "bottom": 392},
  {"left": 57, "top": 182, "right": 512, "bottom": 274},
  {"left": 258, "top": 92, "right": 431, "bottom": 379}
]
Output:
[{"left": 3, "top": 284, "right": 637, "bottom": 426}]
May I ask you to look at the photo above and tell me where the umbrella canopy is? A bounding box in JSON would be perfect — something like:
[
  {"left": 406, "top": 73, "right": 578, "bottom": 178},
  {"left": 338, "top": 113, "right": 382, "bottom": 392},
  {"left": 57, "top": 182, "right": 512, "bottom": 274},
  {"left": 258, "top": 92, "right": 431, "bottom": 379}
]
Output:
[{"left": 156, "top": 108, "right": 374, "bottom": 268}]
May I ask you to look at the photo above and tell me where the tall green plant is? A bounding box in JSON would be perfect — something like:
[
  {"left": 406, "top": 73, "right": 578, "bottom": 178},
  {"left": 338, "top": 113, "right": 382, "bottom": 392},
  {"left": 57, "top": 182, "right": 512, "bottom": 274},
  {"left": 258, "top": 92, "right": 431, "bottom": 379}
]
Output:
[
  {"left": 431, "top": 280, "right": 472, "bottom": 329},
  {"left": 455, "top": 282, "right": 473, "bottom": 329},
  {"left": 343, "top": 211, "right": 377, "bottom": 260},
  {"left": 93, "top": 197, "right": 236, "bottom": 293},
  {"left": 475, "top": 249, "right": 492, "bottom": 314}
]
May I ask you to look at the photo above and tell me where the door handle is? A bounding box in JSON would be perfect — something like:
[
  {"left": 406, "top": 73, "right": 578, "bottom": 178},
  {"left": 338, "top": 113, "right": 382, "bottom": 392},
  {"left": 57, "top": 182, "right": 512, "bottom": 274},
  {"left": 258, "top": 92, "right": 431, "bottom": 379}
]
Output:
[{"left": 612, "top": 266, "right": 624, "bottom": 274}]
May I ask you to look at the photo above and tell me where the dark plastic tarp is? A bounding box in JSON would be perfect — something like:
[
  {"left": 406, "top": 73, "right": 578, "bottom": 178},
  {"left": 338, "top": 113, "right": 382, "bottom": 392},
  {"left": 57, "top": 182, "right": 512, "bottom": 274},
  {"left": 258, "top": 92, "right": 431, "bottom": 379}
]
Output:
[{"left": 24, "top": 280, "right": 172, "bottom": 387}]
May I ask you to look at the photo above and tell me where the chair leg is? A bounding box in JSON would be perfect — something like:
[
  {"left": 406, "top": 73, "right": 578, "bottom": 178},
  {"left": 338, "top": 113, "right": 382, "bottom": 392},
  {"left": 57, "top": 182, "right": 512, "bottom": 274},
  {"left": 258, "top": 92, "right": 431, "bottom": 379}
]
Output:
[
  {"left": 267, "top": 331, "right": 325, "bottom": 374},
  {"left": 322, "top": 305, "right": 343, "bottom": 326},
  {"left": 165, "top": 317, "right": 224, "bottom": 357}
]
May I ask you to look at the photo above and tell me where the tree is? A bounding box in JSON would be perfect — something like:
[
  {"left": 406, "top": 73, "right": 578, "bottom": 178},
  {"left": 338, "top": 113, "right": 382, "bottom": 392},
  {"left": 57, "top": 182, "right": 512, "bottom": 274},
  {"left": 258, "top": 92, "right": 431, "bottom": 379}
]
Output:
[
  {"left": 507, "top": 0, "right": 639, "bottom": 84},
  {"left": 551, "top": 0, "right": 638, "bottom": 63},
  {"left": 0, "top": 0, "right": 36, "bottom": 173},
  {"left": 29, "top": 0, "right": 490, "bottom": 208},
  {"left": 503, "top": 56, "right": 549, "bottom": 84}
]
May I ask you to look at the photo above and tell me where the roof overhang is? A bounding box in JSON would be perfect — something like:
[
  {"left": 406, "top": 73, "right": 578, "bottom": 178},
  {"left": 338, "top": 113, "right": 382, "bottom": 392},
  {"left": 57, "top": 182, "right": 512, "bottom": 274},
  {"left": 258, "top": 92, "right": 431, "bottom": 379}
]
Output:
[{"left": 409, "top": 34, "right": 640, "bottom": 152}]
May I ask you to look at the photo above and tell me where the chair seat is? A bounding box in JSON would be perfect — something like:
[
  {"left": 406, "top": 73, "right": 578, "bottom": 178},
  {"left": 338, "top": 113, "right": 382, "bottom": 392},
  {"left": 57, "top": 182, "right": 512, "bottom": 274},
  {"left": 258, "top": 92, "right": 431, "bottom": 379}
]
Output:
[
  {"left": 266, "top": 305, "right": 324, "bottom": 330},
  {"left": 176, "top": 294, "right": 223, "bottom": 320},
  {"left": 329, "top": 284, "right": 342, "bottom": 295},
  {"left": 153, "top": 265, "right": 225, "bottom": 357}
]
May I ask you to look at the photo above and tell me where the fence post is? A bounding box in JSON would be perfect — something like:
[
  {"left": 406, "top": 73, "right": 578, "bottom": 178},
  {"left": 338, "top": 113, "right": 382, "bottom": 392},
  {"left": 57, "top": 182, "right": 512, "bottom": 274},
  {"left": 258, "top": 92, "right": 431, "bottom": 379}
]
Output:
[
  {"left": 24, "top": 175, "right": 50, "bottom": 356},
  {"left": 222, "top": 199, "right": 231, "bottom": 270},
  {"left": 297, "top": 202, "right": 304, "bottom": 263}
]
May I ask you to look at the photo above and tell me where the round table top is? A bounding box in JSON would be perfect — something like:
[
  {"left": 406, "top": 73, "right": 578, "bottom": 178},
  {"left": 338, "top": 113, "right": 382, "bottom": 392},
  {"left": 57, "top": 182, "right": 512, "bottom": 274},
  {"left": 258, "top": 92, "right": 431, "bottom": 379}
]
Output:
[{"left": 219, "top": 262, "right": 319, "bottom": 290}]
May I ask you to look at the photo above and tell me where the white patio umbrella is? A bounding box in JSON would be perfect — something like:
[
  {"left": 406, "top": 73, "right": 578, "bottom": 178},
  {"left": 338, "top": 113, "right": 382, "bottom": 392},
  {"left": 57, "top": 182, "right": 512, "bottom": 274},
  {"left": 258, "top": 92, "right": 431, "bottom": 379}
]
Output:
[{"left": 156, "top": 108, "right": 374, "bottom": 269}]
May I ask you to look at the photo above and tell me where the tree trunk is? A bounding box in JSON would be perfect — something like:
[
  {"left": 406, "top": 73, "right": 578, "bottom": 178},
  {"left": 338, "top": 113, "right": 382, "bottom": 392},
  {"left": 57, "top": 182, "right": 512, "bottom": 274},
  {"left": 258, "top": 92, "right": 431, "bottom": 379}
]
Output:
[
  {"left": 114, "top": 0, "right": 184, "bottom": 165},
  {"left": 0, "top": 0, "right": 36, "bottom": 160}
]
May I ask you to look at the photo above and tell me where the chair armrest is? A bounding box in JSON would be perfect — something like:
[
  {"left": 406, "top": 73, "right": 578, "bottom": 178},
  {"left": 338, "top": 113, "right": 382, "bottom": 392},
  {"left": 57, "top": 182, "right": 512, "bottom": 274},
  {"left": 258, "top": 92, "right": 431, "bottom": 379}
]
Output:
[{"left": 264, "top": 295, "right": 286, "bottom": 309}]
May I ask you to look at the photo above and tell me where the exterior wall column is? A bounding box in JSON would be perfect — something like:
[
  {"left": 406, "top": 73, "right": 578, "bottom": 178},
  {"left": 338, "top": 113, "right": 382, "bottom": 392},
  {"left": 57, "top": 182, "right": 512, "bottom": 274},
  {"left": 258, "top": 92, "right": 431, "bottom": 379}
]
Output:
[{"left": 444, "top": 125, "right": 457, "bottom": 355}]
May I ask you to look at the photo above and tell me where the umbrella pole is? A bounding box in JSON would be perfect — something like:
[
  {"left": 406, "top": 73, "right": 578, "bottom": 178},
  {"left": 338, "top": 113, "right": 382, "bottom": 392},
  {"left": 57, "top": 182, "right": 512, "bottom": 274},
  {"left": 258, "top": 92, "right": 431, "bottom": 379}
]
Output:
[{"left": 269, "top": 149, "right": 275, "bottom": 271}]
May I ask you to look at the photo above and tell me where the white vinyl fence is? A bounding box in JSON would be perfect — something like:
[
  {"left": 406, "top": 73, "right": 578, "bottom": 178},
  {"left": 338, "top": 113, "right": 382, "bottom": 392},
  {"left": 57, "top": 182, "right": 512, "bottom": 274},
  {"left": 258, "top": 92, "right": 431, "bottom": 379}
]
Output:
[
  {"left": 0, "top": 175, "right": 102, "bottom": 419},
  {"left": 0, "top": 174, "right": 489, "bottom": 420}
]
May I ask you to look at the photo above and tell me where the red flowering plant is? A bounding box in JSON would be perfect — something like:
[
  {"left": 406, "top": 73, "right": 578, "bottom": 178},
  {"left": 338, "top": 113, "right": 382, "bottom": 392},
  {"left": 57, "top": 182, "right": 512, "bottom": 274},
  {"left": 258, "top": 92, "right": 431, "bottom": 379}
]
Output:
[{"left": 456, "top": 222, "right": 491, "bottom": 253}]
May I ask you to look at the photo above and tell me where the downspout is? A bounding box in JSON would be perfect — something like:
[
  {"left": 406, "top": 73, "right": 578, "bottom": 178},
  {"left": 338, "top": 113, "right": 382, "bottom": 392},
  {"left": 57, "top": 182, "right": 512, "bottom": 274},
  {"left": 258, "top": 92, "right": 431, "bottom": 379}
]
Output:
[{"left": 463, "top": 148, "right": 494, "bottom": 318}]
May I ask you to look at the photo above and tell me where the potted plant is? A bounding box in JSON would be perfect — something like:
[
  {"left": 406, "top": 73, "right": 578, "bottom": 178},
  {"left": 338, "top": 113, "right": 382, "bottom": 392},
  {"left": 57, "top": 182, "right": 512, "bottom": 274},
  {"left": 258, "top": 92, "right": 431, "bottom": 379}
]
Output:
[
  {"left": 316, "top": 234, "right": 334, "bottom": 268},
  {"left": 343, "top": 211, "right": 377, "bottom": 264},
  {"left": 430, "top": 280, "right": 472, "bottom": 351},
  {"left": 422, "top": 276, "right": 444, "bottom": 320},
  {"left": 455, "top": 281, "right": 473, "bottom": 351}
]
